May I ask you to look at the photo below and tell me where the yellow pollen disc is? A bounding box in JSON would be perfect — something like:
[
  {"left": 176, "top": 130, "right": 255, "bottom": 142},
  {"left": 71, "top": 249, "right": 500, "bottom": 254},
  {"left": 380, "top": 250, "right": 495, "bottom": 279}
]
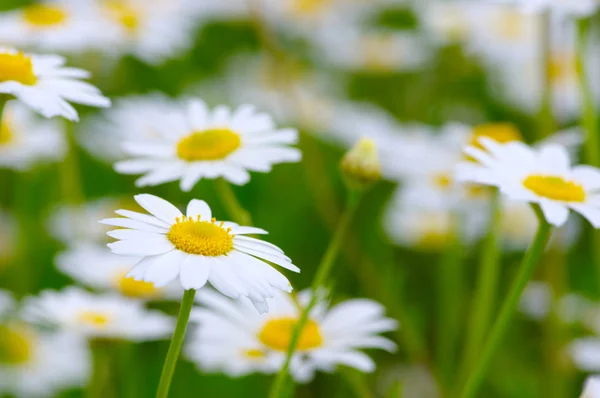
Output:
[
  {"left": 23, "top": 4, "right": 67, "bottom": 27},
  {"left": 0, "top": 324, "right": 33, "bottom": 365},
  {"left": 106, "top": 2, "right": 140, "bottom": 33},
  {"left": 78, "top": 311, "right": 111, "bottom": 327},
  {"left": 243, "top": 348, "right": 266, "bottom": 359},
  {"left": 523, "top": 175, "right": 586, "bottom": 202},
  {"left": 176, "top": 129, "right": 241, "bottom": 161},
  {"left": 470, "top": 123, "right": 523, "bottom": 149},
  {"left": 0, "top": 52, "right": 37, "bottom": 85},
  {"left": 547, "top": 54, "right": 574, "bottom": 84},
  {"left": 258, "top": 317, "right": 323, "bottom": 352},
  {"left": 117, "top": 272, "right": 159, "bottom": 298},
  {"left": 167, "top": 216, "right": 234, "bottom": 256},
  {"left": 292, "top": 0, "right": 328, "bottom": 16},
  {"left": 433, "top": 173, "right": 453, "bottom": 190}
]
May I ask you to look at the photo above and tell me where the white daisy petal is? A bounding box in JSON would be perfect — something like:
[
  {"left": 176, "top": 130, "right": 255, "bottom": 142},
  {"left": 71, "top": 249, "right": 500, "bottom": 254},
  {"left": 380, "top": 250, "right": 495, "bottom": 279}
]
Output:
[
  {"left": 186, "top": 200, "right": 212, "bottom": 219},
  {"left": 134, "top": 194, "right": 183, "bottom": 224},
  {"left": 179, "top": 255, "right": 211, "bottom": 290}
]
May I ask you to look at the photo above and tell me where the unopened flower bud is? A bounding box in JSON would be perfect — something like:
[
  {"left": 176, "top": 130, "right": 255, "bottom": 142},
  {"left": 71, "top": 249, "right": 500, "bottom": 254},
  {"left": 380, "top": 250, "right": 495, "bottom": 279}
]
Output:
[{"left": 340, "top": 138, "right": 381, "bottom": 190}]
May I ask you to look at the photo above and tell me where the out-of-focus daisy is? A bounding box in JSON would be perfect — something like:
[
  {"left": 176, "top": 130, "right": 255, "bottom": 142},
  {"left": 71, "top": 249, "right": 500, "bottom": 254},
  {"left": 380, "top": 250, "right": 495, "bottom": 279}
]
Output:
[
  {"left": 495, "top": 0, "right": 600, "bottom": 17},
  {"left": 418, "top": 1, "right": 476, "bottom": 44},
  {"left": 23, "top": 287, "right": 173, "bottom": 341},
  {"left": 93, "top": 0, "right": 198, "bottom": 65},
  {"left": 457, "top": 140, "right": 600, "bottom": 227},
  {"left": 582, "top": 376, "right": 600, "bottom": 398},
  {"left": 0, "top": 1, "right": 110, "bottom": 54},
  {"left": 185, "top": 290, "right": 397, "bottom": 382},
  {"left": 79, "top": 94, "right": 179, "bottom": 163},
  {"left": 520, "top": 281, "right": 593, "bottom": 322},
  {"left": 0, "top": 102, "right": 66, "bottom": 170},
  {"left": 0, "top": 289, "right": 90, "bottom": 397},
  {"left": 47, "top": 197, "right": 140, "bottom": 245},
  {"left": 56, "top": 243, "right": 182, "bottom": 300},
  {"left": 0, "top": 47, "right": 110, "bottom": 121},
  {"left": 101, "top": 194, "right": 299, "bottom": 312},
  {"left": 114, "top": 99, "right": 301, "bottom": 191},
  {"left": 0, "top": 209, "right": 18, "bottom": 268}
]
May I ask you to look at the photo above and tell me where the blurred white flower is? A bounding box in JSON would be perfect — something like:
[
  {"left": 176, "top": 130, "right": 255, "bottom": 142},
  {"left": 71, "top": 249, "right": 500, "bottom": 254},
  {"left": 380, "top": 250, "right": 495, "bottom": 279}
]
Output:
[
  {"left": 418, "top": 1, "right": 477, "bottom": 44},
  {"left": 0, "top": 289, "right": 90, "bottom": 398},
  {"left": 457, "top": 140, "right": 600, "bottom": 227},
  {"left": 520, "top": 281, "right": 593, "bottom": 322},
  {"left": 185, "top": 289, "right": 397, "bottom": 382},
  {"left": 101, "top": 194, "right": 298, "bottom": 312},
  {"left": 0, "top": 47, "right": 110, "bottom": 121},
  {"left": 0, "top": 102, "right": 66, "bottom": 170},
  {"left": 0, "top": 1, "right": 111, "bottom": 54},
  {"left": 495, "top": 0, "right": 600, "bottom": 17},
  {"left": 79, "top": 94, "right": 180, "bottom": 163},
  {"left": 114, "top": 99, "right": 301, "bottom": 191},
  {"left": 23, "top": 287, "right": 173, "bottom": 341},
  {"left": 56, "top": 243, "right": 182, "bottom": 301},
  {"left": 582, "top": 376, "right": 600, "bottom": 398}
]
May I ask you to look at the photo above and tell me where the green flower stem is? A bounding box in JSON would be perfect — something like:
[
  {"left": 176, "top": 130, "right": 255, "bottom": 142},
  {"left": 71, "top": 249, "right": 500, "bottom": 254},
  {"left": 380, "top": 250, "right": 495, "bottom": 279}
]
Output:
[
  {"left": 156, "top": 289, "right": 196, "bottom": 398},
  {"left": 59, "top": 122, "right": 85, "bottom": 205},
  {"left": 458, "top": 190, "right": 502, "bottom": 385},
  {"left": 576, "top": 18, "right": 600, "bottom": 294},
  {"left": 537, "top": 11, "right": 554, "bottom": 140},
  {"left": 269, "top": 191, "right": 361, "bottom": 398},
  {"left": 459, "top": 207, "right": 552, "bottom": 398},
  {"left": 0, "top": 95, "right": 9, "bottom": 123},
  {"left": 436, "top": 214, "right": 464, "bottom": 388},
  {"left": 87, "top": 340, "right": 115, "bottom": 398},
  {"left": 214, "top": 179, "right": 252, "bottom": 226}
]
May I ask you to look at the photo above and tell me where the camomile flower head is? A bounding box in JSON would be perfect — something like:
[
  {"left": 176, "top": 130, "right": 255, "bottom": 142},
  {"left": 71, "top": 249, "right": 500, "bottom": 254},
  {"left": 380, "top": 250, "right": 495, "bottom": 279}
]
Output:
[
  {"left": 0, "top": 102, "right": 66, "bottom": 170},
  {"left": 101, "top": 194, "right": 299, "bottom": 313},
  {"left": 23, "top": 287, "right": 173, "bottom": 341},
  {"left": 0, "top": 289, "right": 90, "bottom": 397},
  {"left": 0, "top": 47, "right": 110, "bottom": 121},
  {"left": 114, "top": 99, "right": 301, "bottom": 191},
  {"left": 56, "top": 243, "right": 182, "bottom": 301},
  {"left": 520, "top": 281, "right": 592, "bottom": 323},
  {"left": 185, "top": 290, "right": 397, "bottom": 382},
  {"left": 0, "top": 1, "right": 112, "bottom": 54},
  {"left": 582, "top": 376, "right": 600, "bottom": 398},
  {"left": 79, "top": 94, "right": 180, "bottom": 163},
  {"left": 457, "top": 140, "right": 600, "bottom": 227}
]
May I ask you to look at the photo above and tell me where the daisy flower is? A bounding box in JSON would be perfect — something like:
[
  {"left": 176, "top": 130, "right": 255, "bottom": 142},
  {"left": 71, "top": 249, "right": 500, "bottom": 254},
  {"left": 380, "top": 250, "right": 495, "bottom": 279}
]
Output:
[
  {"left": 56, "top": 243, "right": 182, "bottom": 300},
  {"left": 23, "top": 287, "right": 173, "bottom": 341},
  {"left": 0, "top": 47, "right": 110, "bottom": 121},
  {"left": 0, "top": 102, "right": 66, "bottom": 170},
  {"left": 114, "top": 99, "right": 301, "bottom": 191},
  {"left": 456, "top": 140, "right": 600, "bottom": 227},
  {"left": 582, "top": 376, "right": 600, "bottom": 398},
  {"left": 0, "top": 1, "right": 111, "bottom": 54},
  {"left": 101, "top": 194, "right": 299, "bottom": 313},
  {"left": 0, "top": 290, "right": 90, "bottom": 397},
  {"left": 79, "top": 94, "right": 180, "bottom": 163},
  {"left": 185, "top": 290, "right": 397, "bottom": 382},
  {"left": 519, "top": 281, "right": 592, "bottom": 322}
]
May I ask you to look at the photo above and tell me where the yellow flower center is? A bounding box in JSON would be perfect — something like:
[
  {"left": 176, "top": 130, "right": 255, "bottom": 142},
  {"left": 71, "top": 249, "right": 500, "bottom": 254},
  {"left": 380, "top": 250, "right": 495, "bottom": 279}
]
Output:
[
  {"left": 23, "top": 4, "right": 67, "bottom": 27},
  {"left": 176, "top": 129, "right": 241, "bottom": 162},
  {"left": 106, "top": 2, "right": 140, "bottom": 33},
  {"left": 523, "top": 175, "right": 586, "bottom": 202},
  {"left": 258, "top": 317, "right": 323, "bottom": 352},
  {"left": 292, "top": 0, "right": 329, "bottom": 16},
  {"left": 78, "top": 311, "right": 111, "bottom": 327},
  {"left": 0, "top": 324, "right": 33, "bottom": 365},
  {"left": 0, "top": 117, "right": 14, "bottom": 145},
  {"left": 243, "top": 348, "right": 266, "bottom": 359},
  {"left": 167, "top": 216, "right": 234, "bottom": 256},
  {"left": 493, "top": 10, "right": 525, "bottom": 40},
  {"left": 117, "top": 272, "right": 160, "bottom": 298},
  {"left": 470, "top": 123, "right": 523, "bottom": 150},
  {"left": 547, "top": 53, "right": 575, "bottom": 84},
  {"left": 0, "top": 52, "right": 37, "bottom": 85},
  {"left": 433, "top": 173, "right": 453, "bottom": 190}
]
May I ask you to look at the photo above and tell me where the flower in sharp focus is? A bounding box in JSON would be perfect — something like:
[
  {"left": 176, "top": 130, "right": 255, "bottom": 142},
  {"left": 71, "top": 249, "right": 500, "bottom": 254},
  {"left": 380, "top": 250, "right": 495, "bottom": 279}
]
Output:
[
  {"left": 56, "top": 243, "right": 182, "bottom": 301},
  {"left": 457, "top": 140, "right": 600, "bottom": 227},
  {"left": 0, "top": 102, "right": 66, "bottom": 170},
  {"left": 0, "top": 1, "right": 111, "bottom": 54},
  {"left": 101, "top": 194, "right": 299, "bottom": 313},
  {"left": 23, "top": 287, "right": 173, "bottom": 341},
  {"left": 185, "top": 290, "right": 397, "bottom": 382},
  {"left": 582, "top": 376, "right": 600, "bottom": 398},
  {"left": 0, "top": 47, "right": 110, "bottom": 121},
  {"left": 0, "top": 289, "right": 90, "bottom": 397},
  {"left": 114, "top": 99, "right": 301, "bottom": 191}
]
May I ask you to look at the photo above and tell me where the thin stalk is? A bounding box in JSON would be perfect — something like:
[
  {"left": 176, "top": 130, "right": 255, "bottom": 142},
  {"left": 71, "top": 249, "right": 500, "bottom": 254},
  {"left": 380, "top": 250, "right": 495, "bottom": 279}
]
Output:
[
  {"left": 436, "top": 213, "right": 464, "bottom": 389},
  {"left": 269, "top": 191, "right": 361, "bottom": 398},
  {"left": 576, "top": 18, "right": 600, "bottom": 295},
  {"left": 459, "top": 207, "right": 552, "bottom": 398},
  {"left": 537, "top": 11, "right": 554, "bottom": 140},
  {"left": 459, "top": 190, "right": 502, "bottom": 385},
  {"left": 87, "top": 340, "right": 114, "bottom": 398},
  {"left": 156, "top": 289, "right": 196, "bottom": 398},
  {"left": 340, "top": 367, "right": 374, "bottom": 398},
  {"left": 213, "top": 179, "right": 252, "bottom": 226},
  {"left": 60, "top": 122, "right": 85, "bottom": 205}
]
